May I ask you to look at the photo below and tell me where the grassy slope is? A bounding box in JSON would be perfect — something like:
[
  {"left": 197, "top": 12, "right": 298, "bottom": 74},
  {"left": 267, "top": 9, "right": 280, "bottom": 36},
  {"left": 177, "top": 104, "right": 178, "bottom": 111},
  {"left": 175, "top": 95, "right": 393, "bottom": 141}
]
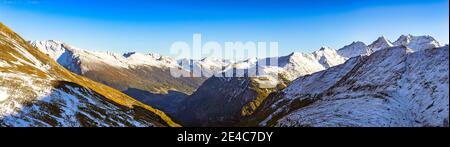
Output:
[{"left": 0, "top": 22, "right": 181, "bottom": 127}]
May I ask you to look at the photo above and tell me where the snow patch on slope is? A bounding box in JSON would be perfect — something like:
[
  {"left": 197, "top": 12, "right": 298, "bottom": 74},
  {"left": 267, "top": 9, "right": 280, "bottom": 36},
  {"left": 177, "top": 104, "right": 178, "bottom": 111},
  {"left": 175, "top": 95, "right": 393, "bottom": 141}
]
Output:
[
  {"left": 0, "top": 88, "right": 8, "bottom": 102},
  {"left": 0, "top": 60, "right": 9, "bottom": 68},
  {"left": 0, "top": 72, "right": 53, "bottom": 118},
  {"left": 1, "top": 36, "right": 51, "bottom": 73},
  {"left": 283, "top": 56, "right": 363, "bottom": 100}
]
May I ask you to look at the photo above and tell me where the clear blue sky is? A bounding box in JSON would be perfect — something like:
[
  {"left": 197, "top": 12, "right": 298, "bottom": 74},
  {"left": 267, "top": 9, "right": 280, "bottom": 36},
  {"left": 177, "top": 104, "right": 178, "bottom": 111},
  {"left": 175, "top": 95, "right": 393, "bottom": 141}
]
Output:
[{"left": 0, "top": 0, "right": 448, "bottom": 56}]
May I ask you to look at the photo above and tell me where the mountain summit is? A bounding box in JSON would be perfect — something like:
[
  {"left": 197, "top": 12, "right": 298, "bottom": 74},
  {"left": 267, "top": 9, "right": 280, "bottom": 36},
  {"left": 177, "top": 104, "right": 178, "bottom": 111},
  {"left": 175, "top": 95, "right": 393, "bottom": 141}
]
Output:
[
  {"left": 393, "top": 34, "right": 441, "bottom": 51},
  {"left": 337, "top": 41, "right": 369, "bottom": 58},
  {"left": 368, "top": 36, "right": 394, "bottom": 53}
]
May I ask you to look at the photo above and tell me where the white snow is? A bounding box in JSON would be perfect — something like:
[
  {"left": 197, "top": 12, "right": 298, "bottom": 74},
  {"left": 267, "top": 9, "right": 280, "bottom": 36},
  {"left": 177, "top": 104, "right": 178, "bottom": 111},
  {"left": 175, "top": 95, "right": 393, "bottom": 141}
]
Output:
[
  {"left": 0, "top": 60, "right": 9, "bottom": 67},
  {"left": 0, "top": 88, "right": 8, "bottom": 102}
]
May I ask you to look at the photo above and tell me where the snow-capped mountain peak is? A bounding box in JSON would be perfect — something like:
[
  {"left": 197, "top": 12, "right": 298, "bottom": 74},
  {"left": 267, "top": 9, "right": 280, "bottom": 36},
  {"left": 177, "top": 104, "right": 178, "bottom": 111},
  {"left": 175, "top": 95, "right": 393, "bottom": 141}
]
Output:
[
  {"left": 29, "top": 40, "right": 76, "bottom": 59},
  {"left": 337, "top": 41, "right": 369, "bottom": 58},
  {"left": 368, "top": 36, "right": 394, "bottom": 53},
  {"left": 393, "top": 34, "right": 442, "bottom": 51},
  {"left": 394, "top": 34, "right": 413, "bottom": 46},
  {"left": 312, "top": 46, "right": 346, "bottom": 68}
]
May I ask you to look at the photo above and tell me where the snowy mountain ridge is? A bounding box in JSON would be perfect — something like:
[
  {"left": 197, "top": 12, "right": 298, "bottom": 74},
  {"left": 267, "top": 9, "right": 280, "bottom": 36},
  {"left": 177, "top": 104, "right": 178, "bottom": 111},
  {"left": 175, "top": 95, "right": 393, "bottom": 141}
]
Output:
[
  {"left": 337, "top": 35, "right": 442, "bottom": 59},
  {"left": 32, "top": 34, "right": 442, "bottom": 80},
  {"left": 30, "top": 40, "right": 180, "bottom": 73},
  {"left": 260, "top": 45, "right": 448, "bottom": 127}
]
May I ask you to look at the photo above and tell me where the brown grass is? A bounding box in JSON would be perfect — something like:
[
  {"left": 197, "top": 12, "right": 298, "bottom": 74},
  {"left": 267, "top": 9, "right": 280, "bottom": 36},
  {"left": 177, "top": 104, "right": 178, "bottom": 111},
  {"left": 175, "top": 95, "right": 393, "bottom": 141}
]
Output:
[{"left": 0, "top": 22, "right": 181, "bottom": 127}]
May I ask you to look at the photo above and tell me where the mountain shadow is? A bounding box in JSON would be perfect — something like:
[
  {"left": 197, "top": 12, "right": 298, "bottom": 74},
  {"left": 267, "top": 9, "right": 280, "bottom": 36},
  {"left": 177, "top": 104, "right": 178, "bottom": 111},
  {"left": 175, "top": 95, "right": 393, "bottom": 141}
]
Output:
[{"left": 123, "top": 88, "right": 188, "bottom": 117}]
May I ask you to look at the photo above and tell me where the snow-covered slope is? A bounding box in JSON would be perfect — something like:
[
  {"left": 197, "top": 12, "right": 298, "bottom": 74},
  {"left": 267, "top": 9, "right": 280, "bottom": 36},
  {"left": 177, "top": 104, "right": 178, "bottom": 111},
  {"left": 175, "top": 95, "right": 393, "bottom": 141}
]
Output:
[
  {"left": 0, "top": 23, "right": 180, "bottom": 127},
  {"left": 260, "top": 46, "right": 448, "bottom": 127}
]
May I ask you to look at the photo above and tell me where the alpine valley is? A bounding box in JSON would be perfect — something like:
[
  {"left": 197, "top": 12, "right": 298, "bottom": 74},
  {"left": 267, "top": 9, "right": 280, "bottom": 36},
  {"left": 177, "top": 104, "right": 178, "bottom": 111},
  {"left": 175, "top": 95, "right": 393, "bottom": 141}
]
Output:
[{"left": 1, "top": 22, "right": 448, "bottom": 127}]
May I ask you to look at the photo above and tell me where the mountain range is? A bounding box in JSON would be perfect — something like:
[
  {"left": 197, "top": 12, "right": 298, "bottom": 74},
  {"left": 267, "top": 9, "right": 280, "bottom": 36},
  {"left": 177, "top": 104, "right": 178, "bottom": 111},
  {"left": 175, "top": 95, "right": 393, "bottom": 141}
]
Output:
[
  {"left": 176, "top": 34, "right": 446, "bottom": 126},
  {"left": 1, "top": 21, "right": 447, "bottom": 127},
  {"left": 262, "top": 45, "right": 448, "bottom": 127}
]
